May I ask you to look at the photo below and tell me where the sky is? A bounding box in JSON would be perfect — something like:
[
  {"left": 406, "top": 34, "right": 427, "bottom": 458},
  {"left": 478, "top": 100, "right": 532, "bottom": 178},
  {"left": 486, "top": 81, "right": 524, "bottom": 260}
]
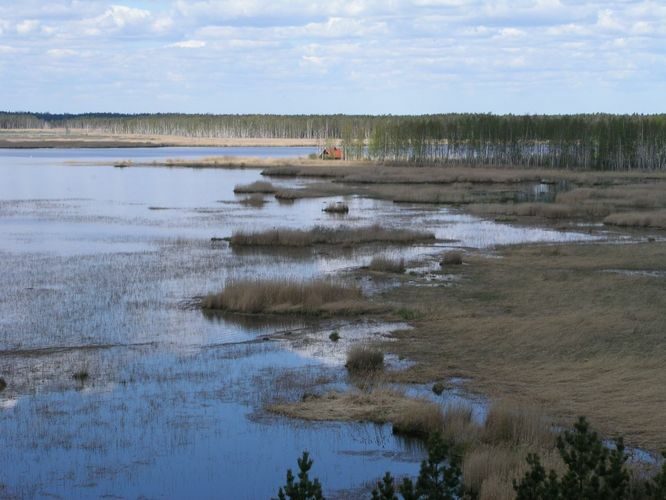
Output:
[{"left": 0, "top": 0, "right": 664, "bottom": 115}]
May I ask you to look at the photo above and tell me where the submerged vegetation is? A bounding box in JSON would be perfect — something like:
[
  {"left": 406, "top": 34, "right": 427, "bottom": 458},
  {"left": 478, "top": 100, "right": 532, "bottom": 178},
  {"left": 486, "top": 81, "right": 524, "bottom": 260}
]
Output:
[
  {"left": 4, "top": 112, "right": 666, "bottom": 170},
  {"left": 229, "top": 225, "right": 435, "bottom": 247}
]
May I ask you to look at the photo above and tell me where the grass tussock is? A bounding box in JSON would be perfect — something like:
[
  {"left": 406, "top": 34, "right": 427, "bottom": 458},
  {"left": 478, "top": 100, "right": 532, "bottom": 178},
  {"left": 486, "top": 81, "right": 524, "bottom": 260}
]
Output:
[
  {"left": 369, "top": 256, "right": 406, "bottom": 273},
  {"left": 441, "top": 251, "right": 463, "bottom": 266},
  {"left": 322, "top": 201, "right": 349, "bottom": 214},
  {"left": 345, "top": 346, "right": 384, "bottom": 373},
  {"left": 233, "top": 180, "right": 276, "bottom": 194},
  {"left": 482, "top": 401, "right": 554, "bottom": 448},
  {"left": 201, "top": 278, "right": 366, "bottom": 315},
  {"left": 229, "top": 224, "right": 435, "bottom": 247}
]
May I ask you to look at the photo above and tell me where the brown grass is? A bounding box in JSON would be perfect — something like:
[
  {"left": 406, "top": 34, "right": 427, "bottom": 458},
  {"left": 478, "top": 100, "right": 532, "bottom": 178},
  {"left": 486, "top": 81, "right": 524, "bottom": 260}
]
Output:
[
  {"left": 345, "top": 346, "right": 384, "bottom": 373},
  {"left": 604, "top": 210, "right": 666, "bottom": 229},
  {"left": 269, "top": 389, "right": 444, "bottom": 437},
  {"left": 229, "top": 224, "right": 436, "bottom": 247},
  {"left": 369, "top": 256, "right": 406, "bottom": 273},
  {"left": 200, "top": 278, "right": 369, "bottom": 315},
  {"left": 385, "top": 241, "right": 666, "bottom": 450},
  {"left": 233, "top": 180, "right": 276, "bottom": 194}
]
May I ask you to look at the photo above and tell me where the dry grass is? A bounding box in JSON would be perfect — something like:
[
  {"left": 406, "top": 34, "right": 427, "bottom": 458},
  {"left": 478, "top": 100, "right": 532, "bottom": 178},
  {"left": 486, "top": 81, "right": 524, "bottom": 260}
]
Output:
[
  {"left": 385, "top": 241, "right": 666, "bottom": 450},
  {"left": 345, "top": 346, "right": 384, "bottom": 373},
  {"left": 323, "top": 201, "right": 349, "bottom": 214},
  {"left": 604, "top": 210, "right": 666, "bottom": 229},
  {"left": 269, "top": 389, "right": 444, "bottom": 437},
  {"left": 233, "top": 180, "right": 276, "bottom": 194},
  {"left": 483, "top": 401, "right": 554, "bottom": 448},
  {"left": 200, "top": 278, "right": 369, "bottom": 315},
  {"left": 229, "top": 224, "right": 436, "bottom": 247},
  {"left": 369, "top": 256, "right": 406, "bottom": 273}
]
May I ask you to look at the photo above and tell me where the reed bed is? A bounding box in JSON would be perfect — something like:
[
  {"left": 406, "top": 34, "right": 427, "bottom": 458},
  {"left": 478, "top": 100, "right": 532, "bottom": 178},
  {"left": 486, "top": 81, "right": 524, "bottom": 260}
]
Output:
[
  {"left": 233, "top": 180, "right": 276, "bottom": 194},
  {"left": 322, "top": 201, "right": 349, "bottom": 214},
  {"left": 229, "top": 224, "right": 435, "bottom": 247},
  {"left": 200, "top": 278, "right": 366, "bottom": 315}
]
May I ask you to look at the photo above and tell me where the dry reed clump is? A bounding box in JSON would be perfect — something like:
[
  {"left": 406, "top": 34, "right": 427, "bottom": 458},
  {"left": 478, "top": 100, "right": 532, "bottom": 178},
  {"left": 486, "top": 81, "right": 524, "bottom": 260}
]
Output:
[
  {"left": 345, "top": 346, "right": 384, "bottom": 373},
  {"left": 229, "top": 224, "right": 436, "bottom": 247},
  {"left": 441, "top": 251, "right": 463, "bottom": 266},
  {"left": 200, "top": 278, "right": 365, "bottom": 315},
  {"left": 391, "top": 401, "right": 445, "bottom": 438},
  {"left": 369, "top": 256, "right": 406, "bottom": 273},
  {"left": 604, "top": 210, "right": 666, "bottom": 229},
  {"left": 322, "top": 201, "right": 349, "bottom": 214},
  {"left": 440, "top": 404, "right": 479, "bottom": 446},
  {"left": 233, "top": 180, "right": 276, "bottom": 194},
  {"left": 238, "top": 193, "right": 266, "bottom": 207},
  {"left": 482, "top": 401, "right": 554, "bottom": 448}
]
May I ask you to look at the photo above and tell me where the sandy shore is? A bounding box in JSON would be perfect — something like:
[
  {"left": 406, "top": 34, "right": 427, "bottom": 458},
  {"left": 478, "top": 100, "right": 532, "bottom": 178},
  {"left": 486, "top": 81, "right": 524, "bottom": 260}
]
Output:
[{"left": 0, "top": 129, "right": 321, "bottom": 148}]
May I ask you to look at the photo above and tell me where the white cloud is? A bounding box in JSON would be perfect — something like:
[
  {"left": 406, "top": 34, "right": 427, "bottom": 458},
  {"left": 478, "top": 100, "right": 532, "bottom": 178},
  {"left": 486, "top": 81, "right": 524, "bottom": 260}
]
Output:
[
  {"left": 47, "top": 48, "right": 78, "bottom": 58},
  {"left": 169, "top": 40, "right": 207, "bottom": 48},
  {"left": 16, "top": 19, "right": 40, "bottom": 35}
]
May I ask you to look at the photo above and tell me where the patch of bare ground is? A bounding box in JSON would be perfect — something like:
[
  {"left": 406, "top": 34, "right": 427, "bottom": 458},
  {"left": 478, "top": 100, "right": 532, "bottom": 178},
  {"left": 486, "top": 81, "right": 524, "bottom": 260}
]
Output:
[
  {"left": 200, "top": 278, "right": 376, "bottom": 315},
  {"left": 382, "top": 241, "right": 666, "bottom": 450},
  {"left": 229, "top": 224, "right": 436, "bottom": 247}
]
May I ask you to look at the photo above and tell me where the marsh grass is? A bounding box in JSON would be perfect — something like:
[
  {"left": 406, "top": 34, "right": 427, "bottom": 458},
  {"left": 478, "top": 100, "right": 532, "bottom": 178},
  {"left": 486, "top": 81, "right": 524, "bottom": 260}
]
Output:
[
  {"left": 229, "top": 224, "right": 435, "bottom": 247},
  {"left": 200, "top": 278, "right": 367, "bottom": 315},
  {"left": 441, "top": 251, "right": 463, "bottom": 266},
  {"left": 233, "top": 180, "right": 276, "bottom": 194},
  {"left": 345, "top": 346, "right": 384, "bottom": 373},
  {"left": 604, "top": 210, "right": 666, "bottom": 229},
  {"left": 322, "top": 201, "right": 349, "bottom": 214},
  {"left": 384, "top": 241, "right": 666, "bottom": 449},
  {"left": 369, "top": 256, "right": 406, "bottom": 273}
]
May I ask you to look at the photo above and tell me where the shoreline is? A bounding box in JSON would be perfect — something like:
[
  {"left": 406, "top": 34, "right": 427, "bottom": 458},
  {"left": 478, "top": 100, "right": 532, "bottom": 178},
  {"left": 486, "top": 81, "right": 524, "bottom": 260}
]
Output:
[{"left": 0, "top": 129, "right": 322, "bottom": 149}]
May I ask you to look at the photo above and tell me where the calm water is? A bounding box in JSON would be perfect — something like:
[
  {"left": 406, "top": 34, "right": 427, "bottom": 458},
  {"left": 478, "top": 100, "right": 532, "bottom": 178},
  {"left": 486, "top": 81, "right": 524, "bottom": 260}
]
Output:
[{"left": 0, "top": 148, "right": 605, "bottom": 498}]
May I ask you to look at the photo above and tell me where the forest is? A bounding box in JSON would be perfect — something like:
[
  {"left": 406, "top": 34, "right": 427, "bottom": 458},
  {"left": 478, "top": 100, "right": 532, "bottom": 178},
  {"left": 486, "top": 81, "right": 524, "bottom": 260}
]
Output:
[{"left": 2, "top": 112, "right": 666, "bottom": 170}]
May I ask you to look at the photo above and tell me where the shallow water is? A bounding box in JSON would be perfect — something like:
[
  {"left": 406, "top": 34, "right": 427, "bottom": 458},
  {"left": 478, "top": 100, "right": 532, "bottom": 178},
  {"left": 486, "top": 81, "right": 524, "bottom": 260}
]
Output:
[{"left": 0, "top": 148, "right": 613, "bottom": 498}]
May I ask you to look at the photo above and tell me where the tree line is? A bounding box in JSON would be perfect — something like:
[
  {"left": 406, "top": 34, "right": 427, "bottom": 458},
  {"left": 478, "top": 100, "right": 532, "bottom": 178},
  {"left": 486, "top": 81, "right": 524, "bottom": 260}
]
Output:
[{"left": 2, "top": 112, "right": 666, "bottom": 170}]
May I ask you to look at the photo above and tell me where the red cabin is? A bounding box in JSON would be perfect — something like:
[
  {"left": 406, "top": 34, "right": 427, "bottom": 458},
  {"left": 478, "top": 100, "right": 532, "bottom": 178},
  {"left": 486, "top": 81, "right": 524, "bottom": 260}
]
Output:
[{"left": 320, "top": 146, "right": 343, "bottom": 160}]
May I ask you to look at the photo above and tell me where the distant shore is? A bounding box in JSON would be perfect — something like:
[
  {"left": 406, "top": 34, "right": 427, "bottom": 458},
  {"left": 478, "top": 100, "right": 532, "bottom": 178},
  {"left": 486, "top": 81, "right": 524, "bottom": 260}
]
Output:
[{"left": 0, "top": 129, "right": 321, "bottom": 149}]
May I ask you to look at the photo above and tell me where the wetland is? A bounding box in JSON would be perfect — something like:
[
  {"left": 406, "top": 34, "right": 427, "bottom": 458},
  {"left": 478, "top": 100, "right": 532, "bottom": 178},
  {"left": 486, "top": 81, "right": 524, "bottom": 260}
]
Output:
[{"left": 0, "top": 146, "right": 664, "bottom": 498}]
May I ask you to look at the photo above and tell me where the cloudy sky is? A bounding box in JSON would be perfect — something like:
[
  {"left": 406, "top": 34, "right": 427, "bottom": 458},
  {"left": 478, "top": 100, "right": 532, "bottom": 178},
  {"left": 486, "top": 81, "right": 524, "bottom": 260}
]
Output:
[{"left": 0, "top": 1, "right": 664, "bottom": 114}]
